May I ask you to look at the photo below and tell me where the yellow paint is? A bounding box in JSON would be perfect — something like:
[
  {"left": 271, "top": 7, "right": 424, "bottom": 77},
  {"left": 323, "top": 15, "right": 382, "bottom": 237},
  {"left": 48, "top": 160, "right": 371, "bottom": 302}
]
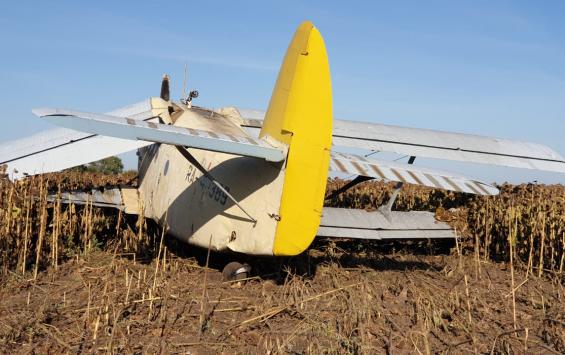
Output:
[{"left": 260, "top": 21, "right": 332, "bottom": 256}]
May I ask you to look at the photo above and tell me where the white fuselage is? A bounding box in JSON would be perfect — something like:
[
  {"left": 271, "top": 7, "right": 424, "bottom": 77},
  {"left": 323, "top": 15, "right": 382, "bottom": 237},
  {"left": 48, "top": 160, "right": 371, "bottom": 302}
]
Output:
[{"left": 137, "top": 106, "right": 286, "bottom": 255}]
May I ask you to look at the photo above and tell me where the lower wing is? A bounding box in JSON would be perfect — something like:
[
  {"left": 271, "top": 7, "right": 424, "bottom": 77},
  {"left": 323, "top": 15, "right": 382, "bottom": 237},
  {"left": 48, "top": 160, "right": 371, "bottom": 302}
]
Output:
[
  {"left": 318, "top": 207, "right": 456, "bottom": 240},
  {"left": 47, "top": 186, "right": 141, "bottom": 215}
]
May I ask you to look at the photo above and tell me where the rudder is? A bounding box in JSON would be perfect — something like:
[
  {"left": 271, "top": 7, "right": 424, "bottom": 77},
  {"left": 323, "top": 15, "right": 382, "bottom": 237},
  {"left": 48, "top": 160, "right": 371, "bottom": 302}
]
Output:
[{"left": 260, "top": 21, "right": 333, "bottom": 256}]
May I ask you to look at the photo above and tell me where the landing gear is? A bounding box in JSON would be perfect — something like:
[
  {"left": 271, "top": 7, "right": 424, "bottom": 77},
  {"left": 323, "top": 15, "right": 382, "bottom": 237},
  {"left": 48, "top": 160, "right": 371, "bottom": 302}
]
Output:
[{"left": 222, "top": 262, "right": 251, "bottom": 281}]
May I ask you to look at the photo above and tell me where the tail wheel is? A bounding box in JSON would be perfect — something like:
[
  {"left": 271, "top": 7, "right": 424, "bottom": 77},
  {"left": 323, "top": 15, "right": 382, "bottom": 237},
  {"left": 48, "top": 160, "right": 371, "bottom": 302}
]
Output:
[{"left": 222, "top": 262, "right": 251, "bottom": 281}]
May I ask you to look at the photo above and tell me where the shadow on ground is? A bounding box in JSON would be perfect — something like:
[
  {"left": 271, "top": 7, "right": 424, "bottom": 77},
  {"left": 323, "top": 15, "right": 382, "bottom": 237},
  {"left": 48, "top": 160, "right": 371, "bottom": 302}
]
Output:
[{"left": 156, "top": 228, "right": 455, "bottom": 284}]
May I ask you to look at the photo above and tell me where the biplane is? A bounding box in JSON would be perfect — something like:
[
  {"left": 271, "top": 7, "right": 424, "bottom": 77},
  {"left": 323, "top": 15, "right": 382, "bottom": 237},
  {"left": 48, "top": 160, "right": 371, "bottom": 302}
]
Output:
[{"left": 1, "top": 22, "right": 564, "bottom": 278}]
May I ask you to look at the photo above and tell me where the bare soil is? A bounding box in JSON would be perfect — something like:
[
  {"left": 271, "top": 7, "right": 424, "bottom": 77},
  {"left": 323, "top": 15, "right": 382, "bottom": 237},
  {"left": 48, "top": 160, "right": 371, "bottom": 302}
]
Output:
[{"left": 1, "top": 239, "right": 563, "bottom": 354}]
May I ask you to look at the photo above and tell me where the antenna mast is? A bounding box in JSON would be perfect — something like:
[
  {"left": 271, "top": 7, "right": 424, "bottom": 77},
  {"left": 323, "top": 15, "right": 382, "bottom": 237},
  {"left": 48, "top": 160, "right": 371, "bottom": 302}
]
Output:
[
  {"left": 182, "top": 63, "right": 187, "bottom": 101},
  {"left": 181, "top": 62, "right": 199, "bottom": 108}
]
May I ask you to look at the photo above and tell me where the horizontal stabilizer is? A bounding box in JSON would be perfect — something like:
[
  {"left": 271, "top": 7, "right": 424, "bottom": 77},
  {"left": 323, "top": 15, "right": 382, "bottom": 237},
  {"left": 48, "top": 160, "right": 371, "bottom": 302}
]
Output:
[
  {"left": 47, "top": 186, "right": 140, "bottom": 215},
  {"left": 34, "top": 108, "right": 286, "bottom": 162},
  {"left": 330, "top": 152, "right": 499, "bottom": 195},
  {"left": 317, "top": 207, "right": 456, "bottom": 240},
  {"left": 236, "top": 109, "right": 565, "bottom": 173}
]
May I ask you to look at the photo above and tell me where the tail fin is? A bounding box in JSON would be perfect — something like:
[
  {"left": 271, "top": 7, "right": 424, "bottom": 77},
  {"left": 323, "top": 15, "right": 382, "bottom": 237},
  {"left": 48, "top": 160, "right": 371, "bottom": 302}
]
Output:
[{"left": 261, "top": 21, "right": 333, "bottom": 256}]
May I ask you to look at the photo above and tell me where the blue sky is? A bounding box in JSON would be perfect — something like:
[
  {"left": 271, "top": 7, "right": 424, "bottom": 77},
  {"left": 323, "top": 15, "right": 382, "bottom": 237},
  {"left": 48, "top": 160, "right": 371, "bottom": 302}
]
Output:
[{"left": 1, "top": 1, "right": 564, "bottom": 184}]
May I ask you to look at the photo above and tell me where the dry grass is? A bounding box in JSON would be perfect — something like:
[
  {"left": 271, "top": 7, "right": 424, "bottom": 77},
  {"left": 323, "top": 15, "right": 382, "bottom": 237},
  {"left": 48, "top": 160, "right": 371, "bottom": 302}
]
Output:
[
  {"left": 1, "top": 245, "right": 563, "bottom": 353},
  {"left": 0, "top": 172, "right": 563, "bottom": 353},
  {"left": 0, "top": 170, "right": 146, "bottom": 275}
]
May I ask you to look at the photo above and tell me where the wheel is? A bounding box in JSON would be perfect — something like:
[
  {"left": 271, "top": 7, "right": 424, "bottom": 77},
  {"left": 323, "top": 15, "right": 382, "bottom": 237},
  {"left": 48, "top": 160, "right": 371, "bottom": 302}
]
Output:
[{"left": 222, "top": 261, "right": 251, "bottom": 281}]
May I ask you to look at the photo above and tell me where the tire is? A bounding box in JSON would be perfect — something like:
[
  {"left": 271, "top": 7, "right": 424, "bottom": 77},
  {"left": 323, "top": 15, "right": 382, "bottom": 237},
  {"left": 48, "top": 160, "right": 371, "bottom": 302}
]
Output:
[{"left": 222, "top": 261, "right": 251, "bottom": 281}]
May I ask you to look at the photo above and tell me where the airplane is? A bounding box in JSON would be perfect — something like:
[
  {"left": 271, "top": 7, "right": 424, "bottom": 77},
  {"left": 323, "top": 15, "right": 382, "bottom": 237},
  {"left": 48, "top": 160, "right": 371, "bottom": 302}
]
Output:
[{"left": 1, "top": 21, "right": 564, "bottom": 280}]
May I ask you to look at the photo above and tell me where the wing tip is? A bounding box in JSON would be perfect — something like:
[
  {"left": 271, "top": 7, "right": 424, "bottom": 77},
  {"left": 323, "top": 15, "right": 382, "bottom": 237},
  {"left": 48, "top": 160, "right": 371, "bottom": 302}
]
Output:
[{"left": 32, "top": 107, "right": 55, "bottom": 118}]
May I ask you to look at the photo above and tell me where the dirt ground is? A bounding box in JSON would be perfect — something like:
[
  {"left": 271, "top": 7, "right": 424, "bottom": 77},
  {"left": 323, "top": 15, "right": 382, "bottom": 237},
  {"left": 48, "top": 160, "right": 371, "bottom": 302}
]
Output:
[{"left": 0, "top": 239, "right": 563, "bottom": 354}]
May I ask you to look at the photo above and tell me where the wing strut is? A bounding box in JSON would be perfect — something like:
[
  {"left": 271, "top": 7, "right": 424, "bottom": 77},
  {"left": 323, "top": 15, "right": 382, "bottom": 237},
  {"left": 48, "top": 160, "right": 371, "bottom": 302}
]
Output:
[
  {"left": 324, "top": 151, "right": 383, "bottom": 201},
  {"left": 324, "top": 175, "right": 373, "bottom": 201},
  {"left": 174, "top": 146, "right": 257, "bottom": 224},
  {"left": 381, "top": 156, "right": 416, "bottom": 211}
]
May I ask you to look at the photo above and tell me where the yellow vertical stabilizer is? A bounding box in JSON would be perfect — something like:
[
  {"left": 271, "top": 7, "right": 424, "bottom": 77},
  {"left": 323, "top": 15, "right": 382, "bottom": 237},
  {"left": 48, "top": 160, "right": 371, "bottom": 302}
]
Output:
[{"left": 261, "top": 21, "right": 332, "bottom": 256}]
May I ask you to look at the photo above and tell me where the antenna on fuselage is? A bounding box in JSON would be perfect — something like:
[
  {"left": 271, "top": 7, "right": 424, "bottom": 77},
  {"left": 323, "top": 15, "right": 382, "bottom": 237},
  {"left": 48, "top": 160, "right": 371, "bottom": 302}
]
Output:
[
  {"left": 180, "top": 62, "right": 199, "bottom": 108},
  {"left": 182, "top": 63, "right": 187, "bottom": 101}
]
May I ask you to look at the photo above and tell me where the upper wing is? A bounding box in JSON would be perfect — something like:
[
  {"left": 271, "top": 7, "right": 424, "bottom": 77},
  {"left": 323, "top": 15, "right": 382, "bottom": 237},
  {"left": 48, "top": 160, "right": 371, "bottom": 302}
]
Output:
[
  {"left": 330, "top": 152, "right": 499, "bottom": 195},
  {"left": 0, "top": 100, "right": 157, "bottom": 180},
  {"left": 331, "top": 120, "right": 565, "bottom": 173},
  {"left": 33, "top": 108, "right": 287, "bottom": 162},
  {"left": 236, "top": 108, "right": 565, "bottom": 173}
]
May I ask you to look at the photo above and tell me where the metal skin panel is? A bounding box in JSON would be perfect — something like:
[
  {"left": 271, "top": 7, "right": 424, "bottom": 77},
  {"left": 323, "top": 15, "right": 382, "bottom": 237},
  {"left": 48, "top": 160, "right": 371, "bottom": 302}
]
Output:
[
  {"left": 330, "top": 152, "right": 499, "bottom": 195},
  {"left": 317, "top": 208, "right": 456, "bottom": 240},
  {"left": 0, "top": 100, "right": 155, "bottom": 180},
  {"left": 237, "top": 112, "right": 565, "bottom": 173},
  {"left": 259, "top": 21, "right": 333, "bottom": 256},
  {"left": 34, "top": 108, "right": 287, "bottom": 162},
  {"left": 137, "top": 108, "right": 286, "bottom": 256}
]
